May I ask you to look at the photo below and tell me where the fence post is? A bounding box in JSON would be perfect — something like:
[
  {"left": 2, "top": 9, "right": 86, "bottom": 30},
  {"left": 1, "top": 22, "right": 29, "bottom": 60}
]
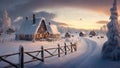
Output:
[
  {"left": 41, "top": 46, "right": 44, "bottom": 62},
  {"left": 58, "top": 44, "right": 60, "bottom": 57},
  {"left": 74, "top": 43, "right": 77, "bottom": 51},
  {"left": 70, "top": 42, "right": 73, "bottom": 53},
  {"left": 64, "top": 43, "right": 67, "bottom": 55},
  {"left": 19, "top": 45, "right": 24, "bottom": 68},
  {"left": 75, "top": 44, "right": 77, "bottom": 51}
]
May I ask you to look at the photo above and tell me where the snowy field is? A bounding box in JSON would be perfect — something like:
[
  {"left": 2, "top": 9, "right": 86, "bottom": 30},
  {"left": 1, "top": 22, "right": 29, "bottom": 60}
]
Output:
[{"left": 0, "top": 34, "right": 120, "bottom": 68}]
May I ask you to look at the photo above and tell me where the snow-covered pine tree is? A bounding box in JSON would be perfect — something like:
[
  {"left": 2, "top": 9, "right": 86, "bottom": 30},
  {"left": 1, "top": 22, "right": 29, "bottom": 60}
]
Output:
[
  {"left": 2, "top": 10, "right": 11, "bottom": 33},
  {"left": 102, "top": 0, "right": 120, "bottom": 60}
]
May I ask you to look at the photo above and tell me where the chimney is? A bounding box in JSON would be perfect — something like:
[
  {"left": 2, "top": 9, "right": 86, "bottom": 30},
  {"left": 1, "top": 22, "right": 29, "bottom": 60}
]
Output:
[
  {"left": 26, "top": 16, "right": 28, "bottom": 20},
  {"left": 33, "top": 14, "right": 36, "bottom": 24},
  {"left": 49, "top": 22, "right": 51, "bottom": 25}
]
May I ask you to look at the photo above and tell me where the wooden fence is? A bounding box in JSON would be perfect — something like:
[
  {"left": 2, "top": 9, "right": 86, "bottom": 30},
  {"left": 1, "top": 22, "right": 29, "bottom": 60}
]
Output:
[{"left": 0, "top": 42, "right": 77, "bottom": 68}]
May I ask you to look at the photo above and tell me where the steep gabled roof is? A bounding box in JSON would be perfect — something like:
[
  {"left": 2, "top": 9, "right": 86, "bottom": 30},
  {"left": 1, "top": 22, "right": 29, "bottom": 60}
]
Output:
[
  {"left": 16, "top": 17, "right": 60, "bottom": 35},
  {"left": 46, "top": 24, "right": 60, "bottom": 35},
  {"left": 16, "top": 17, "right": 45, "bottom": 35}
]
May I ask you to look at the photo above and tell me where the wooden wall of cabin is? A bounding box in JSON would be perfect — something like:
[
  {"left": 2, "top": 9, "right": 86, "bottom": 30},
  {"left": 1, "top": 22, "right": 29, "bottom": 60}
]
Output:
[
  {"left": 16, "top": 33, "right": 59, "bottom": 41},
  {"left": 36, "top": 19, "right": 50, "bottom": 40},
  {"left": 16, "top": 34, "right": 34, "bottom": 41},
  {"left": 37, "top": 20, "right": 47, "bottom": 34},
  {"left": 35, "top": 32, "right": 50, "bottom": 40},
  {"left": 49, "top": 34, "right": 60, "bottom": 38}
]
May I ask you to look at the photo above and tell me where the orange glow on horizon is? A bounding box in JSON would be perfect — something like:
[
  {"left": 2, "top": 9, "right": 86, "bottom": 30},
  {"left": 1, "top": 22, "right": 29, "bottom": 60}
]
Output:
[
  {"left": 35, "top": 7, "right": 110, "bottom": 30},
  {"left": 53, "top": 16, "right": 108, "bottom": 30}
]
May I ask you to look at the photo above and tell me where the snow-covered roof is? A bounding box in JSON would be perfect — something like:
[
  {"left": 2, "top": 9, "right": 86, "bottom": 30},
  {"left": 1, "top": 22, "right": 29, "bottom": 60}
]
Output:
[
  {"left": 16, "top": 17, "right": 60, "bottom": 35},
  {"left": 16, "top": 17, "right": 45, "bottom": 35},
  {"left": 80, "top": 31, "right": 86, "bottom": 34},
  {"left": 46, "top": 24, "right": 60, "bottom": 35}
]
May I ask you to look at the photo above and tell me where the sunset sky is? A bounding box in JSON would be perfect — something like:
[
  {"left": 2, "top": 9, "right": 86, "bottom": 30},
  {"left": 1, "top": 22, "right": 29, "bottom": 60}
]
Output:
[{"left": 0, "top": 0, "right": 120, "bottom": 30}]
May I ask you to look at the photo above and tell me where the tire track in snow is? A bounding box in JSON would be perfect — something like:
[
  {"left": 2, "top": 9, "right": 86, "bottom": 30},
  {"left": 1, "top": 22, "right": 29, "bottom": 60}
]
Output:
[
  {"left": 80, "top": 38, "right": 97, "bottom": 64},
  {"left": 61, "top": 38, "right": 97, "bottom": 68}
]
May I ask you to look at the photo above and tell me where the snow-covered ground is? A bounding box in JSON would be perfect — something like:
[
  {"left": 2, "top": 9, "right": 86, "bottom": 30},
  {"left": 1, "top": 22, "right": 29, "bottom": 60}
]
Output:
[{"left": 1, "top": 34, "right": 120, "bottom": 68}]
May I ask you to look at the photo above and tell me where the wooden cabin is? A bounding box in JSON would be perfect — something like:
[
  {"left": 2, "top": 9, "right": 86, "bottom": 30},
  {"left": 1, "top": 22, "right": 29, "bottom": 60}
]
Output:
[
  {"left": 89, "top": 30, "right": 96, "bottom": 36},
  {"left": 79, "top": 31, "right": 86, "bottom": 37},
  {"left": 65, "top": 32, "right": 71, "bottom": 38},
  {"left": 16, "top": 14, "right": 60, "bottom": 41}
]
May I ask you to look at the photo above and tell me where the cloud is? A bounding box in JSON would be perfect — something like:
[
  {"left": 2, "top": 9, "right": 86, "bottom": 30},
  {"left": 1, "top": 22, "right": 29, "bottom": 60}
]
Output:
[
  {"left": 96, "top": 20, "right": 120, "bottom": 25},
  {"left": 13, "top": 16, "right": 23, "bottom": 23},
  {"left": 13, "top": 11, "right": 56, "bottom": 25},
  {"left": 56, "top": 22, "right": 68, "bottom": 26},
  {"left": 96, "top": 20, "right": 108, "bottom": 24},
  {"left": 35, "top": 11, "right": 56, "bottom": 19},
  {"left": 0, "top": 0, "right": 119, "bottom": 20}
]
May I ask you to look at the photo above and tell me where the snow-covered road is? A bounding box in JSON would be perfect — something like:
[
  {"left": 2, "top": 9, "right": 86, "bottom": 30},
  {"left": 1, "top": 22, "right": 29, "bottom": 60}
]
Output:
[
  {"left": 59, "top": 38, "right": 98, "bottom": 68},
  {"left": 28, "top": 37, "right": 98, "bottom": 68}
]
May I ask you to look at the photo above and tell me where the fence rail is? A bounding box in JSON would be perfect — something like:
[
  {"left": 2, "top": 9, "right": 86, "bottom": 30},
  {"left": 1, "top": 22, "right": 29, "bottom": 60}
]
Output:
[{"left": 0, "top": 42, "right": 77, "bottom": 68}]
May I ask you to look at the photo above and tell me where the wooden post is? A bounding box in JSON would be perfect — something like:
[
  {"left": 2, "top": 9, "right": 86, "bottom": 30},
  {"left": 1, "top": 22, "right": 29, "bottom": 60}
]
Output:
[
  {"left": 64, "top": 43, "right": 67, "bottom": 55},
  {"left": 75, "top": 44, "right": 77, "bottom": 51},
  {"left": 70, "top": 42, "right": 73, "bottom": 53},
  {"left": 41, "top": 46, "right": 44, "bottom": 62},
  {"left": 19, "top": 45, "right": 24, "bottom": 68},
  {"left": 58, "top": 44, "right": 60, "bottom": 57}
]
